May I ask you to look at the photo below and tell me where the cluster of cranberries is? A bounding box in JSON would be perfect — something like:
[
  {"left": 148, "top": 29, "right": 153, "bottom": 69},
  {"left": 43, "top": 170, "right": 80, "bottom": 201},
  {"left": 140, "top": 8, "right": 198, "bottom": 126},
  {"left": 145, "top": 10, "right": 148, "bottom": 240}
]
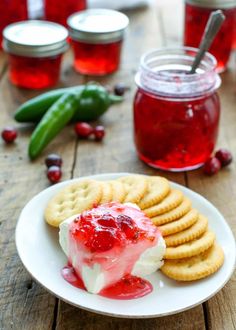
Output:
[
  {"left": 204, "top": 149, "right": 233, "bottom": 176},
  {"left": 45, "top": 154, "right": 63, "bottom": 184},
  {"left": 73, "top": 212, "right": 140, "bottom": 253},
  {"left": 74, "top": 122, "right": 105, "bottom": 141},
  {"left": 1, "top": 127, "right": 18, "bottom": 143}
]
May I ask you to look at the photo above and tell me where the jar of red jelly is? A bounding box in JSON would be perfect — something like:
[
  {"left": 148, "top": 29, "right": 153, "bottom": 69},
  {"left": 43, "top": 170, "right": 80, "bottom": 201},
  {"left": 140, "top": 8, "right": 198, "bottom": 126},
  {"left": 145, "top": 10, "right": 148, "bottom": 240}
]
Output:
[
  {"left": 67, "top": 9, "right": 129, "bottom": 76},
  {"left": 44, "top": 0, "right": 87, "bottom": 26},
  {"left": 3, "top": 20, "right": 68, "bottom": 89},
  {"left": 0, "top": 0, "right": 28, "bottom": 50},
  {"left": 133, "top": 47, "right": 221, "bottom": 171},
  {"left": 184, "top": 0, "right": 236, "bottom": 72}
]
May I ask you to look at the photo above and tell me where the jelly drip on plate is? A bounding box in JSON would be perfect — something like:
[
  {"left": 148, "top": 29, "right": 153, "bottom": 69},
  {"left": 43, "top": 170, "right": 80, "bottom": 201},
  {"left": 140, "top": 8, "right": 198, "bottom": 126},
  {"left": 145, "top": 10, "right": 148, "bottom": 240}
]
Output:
[
  {"left": 62, "top": 265, "right": 85, "bottom": 290},
  {"left": 62, "top": 265, "right": 153, "bottom": 300},
  {"left": 100, "top": 274, "right": 153, "bottom": 300}
]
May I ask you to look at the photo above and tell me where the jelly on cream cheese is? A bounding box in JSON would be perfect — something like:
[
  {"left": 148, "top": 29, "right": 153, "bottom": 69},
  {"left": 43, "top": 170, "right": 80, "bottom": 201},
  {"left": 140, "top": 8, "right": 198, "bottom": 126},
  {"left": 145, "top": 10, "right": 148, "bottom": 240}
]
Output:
[{"left": 59, "top": 202, "right": 166, "bottom": 295}]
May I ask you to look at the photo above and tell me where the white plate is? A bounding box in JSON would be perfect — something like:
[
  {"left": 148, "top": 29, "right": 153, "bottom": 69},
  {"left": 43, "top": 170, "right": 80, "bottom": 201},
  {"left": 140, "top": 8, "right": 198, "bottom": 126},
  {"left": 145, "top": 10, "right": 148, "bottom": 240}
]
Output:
[{"left": 15, "top": 173, "right": 236, "bottom": 318}]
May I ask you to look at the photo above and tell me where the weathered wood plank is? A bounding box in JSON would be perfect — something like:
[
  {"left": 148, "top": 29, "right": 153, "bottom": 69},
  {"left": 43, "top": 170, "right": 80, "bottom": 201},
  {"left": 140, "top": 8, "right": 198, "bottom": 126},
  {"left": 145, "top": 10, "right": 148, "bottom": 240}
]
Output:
[
  {"left": 186, "top": 58, "right": 236, "bottom": 330},
  {"left": 0, "top": 59, "right": 85, "bottom": 329},
  {"left": 56, "top": 300, "right": 205, "bottom": 330},
  {"left": 0, "top": 52, "right": 7, "bottom": 79}
]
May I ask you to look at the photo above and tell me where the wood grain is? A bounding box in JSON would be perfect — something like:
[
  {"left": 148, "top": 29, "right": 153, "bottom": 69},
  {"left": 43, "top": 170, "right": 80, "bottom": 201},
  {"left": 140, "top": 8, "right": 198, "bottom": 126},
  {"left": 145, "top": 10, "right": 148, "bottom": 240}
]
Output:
[
  {"left": 0, "top": 1, "right": 235, "bottom": 329},
  {"left": 56, "top": 300, "right": 205, "bottom": 330}
]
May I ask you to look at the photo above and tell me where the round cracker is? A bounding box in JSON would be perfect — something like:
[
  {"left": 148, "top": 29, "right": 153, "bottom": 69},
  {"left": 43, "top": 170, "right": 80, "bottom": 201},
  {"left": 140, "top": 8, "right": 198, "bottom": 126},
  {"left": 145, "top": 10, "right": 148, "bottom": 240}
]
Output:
[
  {"left": 161, "top": 243, "right": 224, "bottom": 281},
  {"left": 144, "top": 189, "right": 184, "bottom": 218},
  {"left": 158, "top": 209, "right": 199, "bottom": 236},
  {"left": 118, "top": 175, "right": 148, "bottom": 204},
  {"left": 164, "top": 230, "right": 215, "bottom": 259},
  {"left": 164, "top": 214, "right": 208, "bottom": 247},
  {"left": 151, "top": 197, "right": 191, "bottom": 226},
  {"left": 138, "top": 176, "right": 170, "bottom": 209},
  {"left": 109, "top": 180, "right": 126, "bottom": 203},
  {"left": 45, "top": 179, "right": 103, "bottom": 227},
  {"left": 100, "top": 181, "right": 113, "bottom": 204}
]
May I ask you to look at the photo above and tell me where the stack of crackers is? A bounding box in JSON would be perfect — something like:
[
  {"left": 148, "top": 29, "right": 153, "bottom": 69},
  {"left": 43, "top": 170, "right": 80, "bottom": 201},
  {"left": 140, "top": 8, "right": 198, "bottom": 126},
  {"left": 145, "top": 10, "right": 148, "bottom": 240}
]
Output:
[{"left": 45, "top": 174, "right": 224, "bottom": 282}]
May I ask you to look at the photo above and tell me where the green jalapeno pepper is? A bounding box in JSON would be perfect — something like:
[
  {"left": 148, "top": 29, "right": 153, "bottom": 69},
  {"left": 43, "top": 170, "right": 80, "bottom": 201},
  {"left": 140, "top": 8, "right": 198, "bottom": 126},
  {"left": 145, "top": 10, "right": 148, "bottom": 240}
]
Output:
[
  {"left": 15, "top": 84, "right": 123, "bottom": 123},
  {"left": 28, "top": 92, "right": 79, "bottom": 160}
]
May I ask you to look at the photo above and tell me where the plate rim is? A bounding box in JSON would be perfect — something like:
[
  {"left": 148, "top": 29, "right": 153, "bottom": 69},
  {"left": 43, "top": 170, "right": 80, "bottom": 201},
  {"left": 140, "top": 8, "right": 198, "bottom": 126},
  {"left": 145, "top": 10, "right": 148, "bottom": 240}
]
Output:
[{"left": 15, "top": 172, "right": 236, "bottom": 318}]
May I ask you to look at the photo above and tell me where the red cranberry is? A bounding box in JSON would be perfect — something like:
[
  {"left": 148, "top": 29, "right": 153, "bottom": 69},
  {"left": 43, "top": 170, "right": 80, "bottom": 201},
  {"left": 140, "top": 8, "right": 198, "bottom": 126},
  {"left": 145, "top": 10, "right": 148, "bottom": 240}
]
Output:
[
  {"left": 1, "top": 127, "right": 18, "bottom": 143},
  {"left": 94, "top": 126, "right": 105, "bottom": 141},
  {"left": 215, "top": 149, "right": 233, "bottom": 167},
  {"left": 47, "top": 166, "right": 62, "bottom": 183},
  {"left": 203, "top": 157, "right": 221, "bottom": 176},
  {"left": 74, "top": 122, "right": 93, "bottom": 138},
  {"left": 114, "top": 83, "right": 129, "bottom": 96},
  {"left": 45, "top": 154, "right": 62, "bottom": 168},
  {"left": 89, "top": 228, "right": 116, "bottom": 252},
  {"left": 117, "top": 214, "right": 138, "bottom": 240}
]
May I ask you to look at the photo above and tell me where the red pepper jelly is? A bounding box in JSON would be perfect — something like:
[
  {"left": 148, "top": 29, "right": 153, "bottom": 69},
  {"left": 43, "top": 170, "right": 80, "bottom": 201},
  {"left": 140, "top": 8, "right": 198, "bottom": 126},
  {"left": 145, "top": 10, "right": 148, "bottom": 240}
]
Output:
[
  {"left": 133, "top": 47, "right": 221, "bottom": 171},
  {"left": 44, "top": 0, "right": 87, "bottom": 26},
  {"left": 184, "top": 0, "right": 236, "bottom": 72},
  {"left": 3, "top": 21, "right": 68, "bottom": 89},
  {"left": 0, "top": 0, "right": 28, "bottom": 50},
  {"left": 67, "top": 9, "right": 129, "bottom": 76}
]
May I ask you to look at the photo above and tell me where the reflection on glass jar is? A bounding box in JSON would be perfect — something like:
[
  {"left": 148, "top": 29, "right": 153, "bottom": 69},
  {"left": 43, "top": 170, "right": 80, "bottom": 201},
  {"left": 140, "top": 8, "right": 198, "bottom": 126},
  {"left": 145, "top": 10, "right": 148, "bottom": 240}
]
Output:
[
  {"left": 184, "top": 0, "right": 236, "bottom": 72},
  {"left": 133, "top": 47, "right": 221, "bottom": 172},
  {"left": 71, "top": 40, "right": 123, "bottom": 76},
  {"left": 0, "top": 0, "right": 28, "bottom": 49},
  {"left": 44, "top": 0, "right": 87, "bottom": 26}
]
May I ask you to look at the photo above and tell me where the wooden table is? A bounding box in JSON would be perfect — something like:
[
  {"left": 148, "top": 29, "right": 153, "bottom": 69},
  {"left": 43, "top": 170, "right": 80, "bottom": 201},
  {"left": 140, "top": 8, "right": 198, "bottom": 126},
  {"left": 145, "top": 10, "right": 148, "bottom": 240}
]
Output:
[{"left": 0, "top": 1, "right": 235, "bottom": 329}]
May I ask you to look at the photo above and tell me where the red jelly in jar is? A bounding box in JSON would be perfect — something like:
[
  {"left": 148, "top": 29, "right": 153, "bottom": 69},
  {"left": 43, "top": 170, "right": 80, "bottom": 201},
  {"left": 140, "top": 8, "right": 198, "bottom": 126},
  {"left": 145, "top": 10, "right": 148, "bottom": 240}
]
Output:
[
  {"left": 67, "top": 9, "right": 129, "bottom": 76},
  {"left": 0, "top": 0, "right": 28, "bottom": 50},
  {"left": 44, "top": 0, "right": 87, "bottom": 26},
  {"left": 184, "top": 0, "right": 236, "bottom": 72},
  {"left": 133, "top": 47, "right": 221, "bottom": 171},
  {"left": 3, "top": 21, "right": 68, "bottom": 89}
]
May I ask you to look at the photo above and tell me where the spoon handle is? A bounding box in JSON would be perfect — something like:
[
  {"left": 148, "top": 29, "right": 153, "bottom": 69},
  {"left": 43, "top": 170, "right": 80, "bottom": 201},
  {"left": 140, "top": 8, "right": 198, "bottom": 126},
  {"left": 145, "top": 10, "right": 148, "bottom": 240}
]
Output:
[{"left": 189, "top": 10, "right": 225, "bottom": 74}]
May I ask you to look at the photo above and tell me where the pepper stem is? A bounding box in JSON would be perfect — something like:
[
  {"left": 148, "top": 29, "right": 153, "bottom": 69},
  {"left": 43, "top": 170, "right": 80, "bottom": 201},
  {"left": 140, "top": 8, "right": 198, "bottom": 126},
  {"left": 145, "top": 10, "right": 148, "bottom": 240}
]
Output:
[{"left": 109, "top": 94, "right": 124, "bottom": 104}]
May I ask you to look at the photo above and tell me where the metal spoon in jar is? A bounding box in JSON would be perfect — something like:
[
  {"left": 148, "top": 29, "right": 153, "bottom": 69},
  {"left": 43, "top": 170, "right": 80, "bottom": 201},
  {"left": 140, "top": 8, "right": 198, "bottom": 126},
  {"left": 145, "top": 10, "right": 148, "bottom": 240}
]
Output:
[{"left": 189, "top": 10, "right": 225, "bottom": 74}]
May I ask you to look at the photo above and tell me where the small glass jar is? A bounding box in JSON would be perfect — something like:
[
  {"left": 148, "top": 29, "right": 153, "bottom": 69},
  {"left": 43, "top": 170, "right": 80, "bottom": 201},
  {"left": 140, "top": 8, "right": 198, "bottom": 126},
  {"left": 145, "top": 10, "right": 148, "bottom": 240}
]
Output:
[
  {"left": 184, "top": 0, "right": 236, "bottom": 72},
  {"left": 67, "top": 9, "right": 129, "bottom": 76},
  {"left": 3, "top": 20, "right": 68, "bottom": 89},
  {"left": 0, "top": 0, "right": 28, "bottom": 49},
  {"left": 133, "top": 47, "right": 221, "bottom": 172},
  {"left": 44, "top": 0, "right": 87, "bottom": 26}
]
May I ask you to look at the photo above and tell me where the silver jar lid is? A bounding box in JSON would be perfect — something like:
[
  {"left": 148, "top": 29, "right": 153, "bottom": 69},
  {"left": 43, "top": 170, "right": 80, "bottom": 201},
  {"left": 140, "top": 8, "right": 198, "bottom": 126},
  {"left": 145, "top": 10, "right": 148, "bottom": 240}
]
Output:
[
  {"left": 185, "top": 0, "right": 236, "bottom": 9},
  {"left": 67, "top": 9, "right": 129, "bottom": 44},
  {"left": 3, "top": 20, "right": 69, "bottom": 58}
]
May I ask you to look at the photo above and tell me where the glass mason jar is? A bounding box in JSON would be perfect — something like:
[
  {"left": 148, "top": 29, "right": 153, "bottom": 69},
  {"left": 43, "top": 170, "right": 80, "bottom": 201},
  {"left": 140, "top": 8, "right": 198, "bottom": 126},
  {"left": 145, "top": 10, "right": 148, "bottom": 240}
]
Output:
[
  {"left": 0, "top": 0, "right": 28, "bottom": 49},
  {"left": 184, "top": 0, "right": 236, "bottom": 72},
  {"left": 67, "top": 9, "right": 129, "bottom": 76},
  {"left": 133, "top": 47, "right": 221, "bottom": 172},
  {"left": 3, "top": 20, "right": 69, "bottom": 89},
  {"left": 44, "top": 0, "right": 87, "bottom": 26}
]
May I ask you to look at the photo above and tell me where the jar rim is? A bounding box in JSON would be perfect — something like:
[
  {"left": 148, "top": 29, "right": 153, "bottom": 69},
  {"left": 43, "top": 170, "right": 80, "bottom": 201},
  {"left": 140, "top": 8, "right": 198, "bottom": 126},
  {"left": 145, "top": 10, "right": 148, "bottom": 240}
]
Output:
[
  {"left": 136, "top": 47, "right": 221, "bottom": 98},
  {"left": 3, "top": 20, "right": 69, "bottom": 58},
  {"left": 140, "top": 47, "right": 217, "bottom": 77},
  {"left": 185, "top": 0, "right": 236, "bottom": 9}
]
